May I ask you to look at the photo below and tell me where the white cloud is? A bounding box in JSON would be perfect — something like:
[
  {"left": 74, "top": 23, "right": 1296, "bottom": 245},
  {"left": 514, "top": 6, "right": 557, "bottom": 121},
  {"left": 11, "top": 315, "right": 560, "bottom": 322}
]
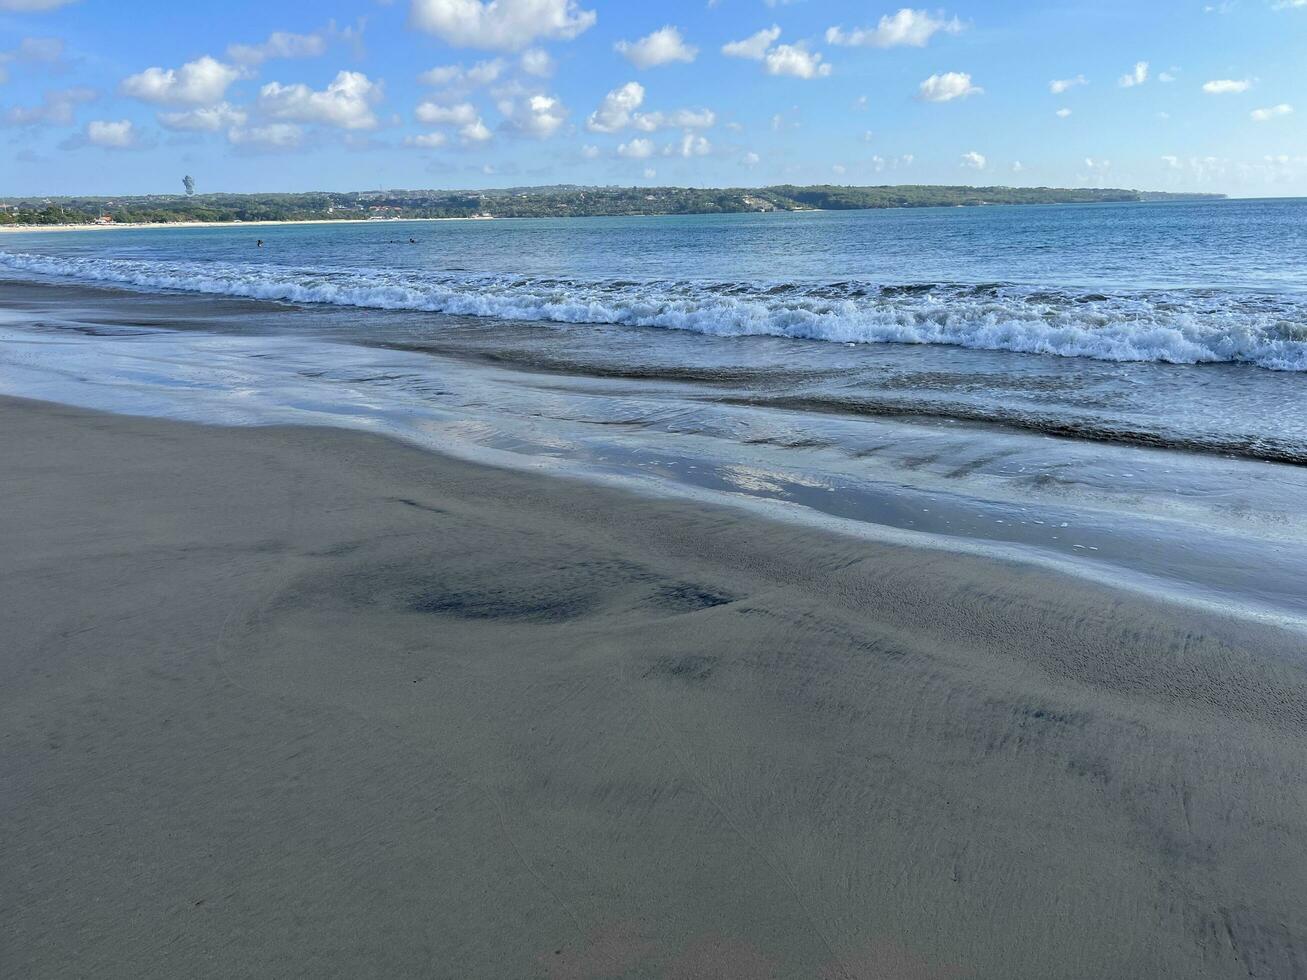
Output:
[
  {"left": 1161, "top": 155, "right": 1180, "bottom": 169},
  {"left": 158, "top": 101, "right": 247, "bottom": 131},
  {"left": 410, "top": 0, "right": 596, "bottom": 51},
  {"left": 460, "top": 117, "right": 492, "bottom": 142},
  {"left": 3, "top": 85, "right": 95, "bottom": 126},
  {"left": 2, "top": 36, "right": 64, "bottom": 68},
  {"left": 415, "top": 100, "right": 478, "bottom": 125},
  {"left": 721, "top": 25, "right": 782, "bottom": 60},
  {"left": 1202, "top": 78, "right": 1251, "bottom": 94},
  {"left": 1012, "top": 160, "right": 1024, "bottom": 172},
  {"left": 763, "top": 44, "right": 831, "bottom": 79},
  {"left": 85, "top": 119, "right": 136, "bottom": 148},
  {"left": 258, "top": 70, "right": 382, "bottom": 129},
  {"left": 633, "top": 107, "right": 714, "bottom": 130},
  {"left": 743, "top": 150, "right": 759, "bottom": 167},
  {"left": 228, "top": 122, "right": 304, "bottom": 148},
  {"left": 587, "top": 81, "right": 644, "bottom": 131},
  {"left": 960, "top": 150, "right": 985, "bottom": 170},
  {"left": 825, "top": 8, "right": 963, "bottom": 48},
  {"left": 1251, "top": 103, "right": 1293, "bottom": 121},
  {"left": 615, "top": 25, "right": 697, "bottom": 69},
  {"left": 832, "top": 163, "right": 846, "bottom": 175},
  {"left": 1055, "top": 107, "right": 1072, "bottom": 118},
  {"left": 585, "top": 81, "right": 712, "bottom": 133},
  {"left": 1049, "top": 74, "right": 1086, "bottom": 94},
  {"left": 672, "top": 132, "right": 710, "bottom": 157},
  {"left": 617, "top": 137, "right": 654, "bottom": 158},
  {"left": 227, "top": 31, "right": 327, "bottom": 67},
  {"left": 918, "top": 71, "right": 980, "bottom": 102},
  {"left": 121, "top": 56, "right": 242, "bottom": 107},
  {"left": 581, "top": 143, "right": 599, "bottom": 158},
  {"left": 0, "top": 0, "right": 78, "bottom": 9},
  {"left": 418, "top": 57, "right": 505, "bottom": 88},
  {"left": 499, "top": 92, "right": 567, "bottom": 137},
  {"left": 643, "top": 167, "right": 656, "bottom": 179},
  {"left": 1158, "top": 69, "right": 1178, "bottom": 83},
  {"left": 1118, "top": 61, "right": 1148, "bottom": 87},
  {"left": 405, "top": 131, "right": 448, "bottom": 148},
  {"left": 520, "top": 48, "right": 552, "bottom": 76}
]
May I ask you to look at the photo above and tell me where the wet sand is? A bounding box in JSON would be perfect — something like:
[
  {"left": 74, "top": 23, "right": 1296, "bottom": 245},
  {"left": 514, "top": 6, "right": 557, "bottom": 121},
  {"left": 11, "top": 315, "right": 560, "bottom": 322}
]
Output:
[{"left": 2, "top": 396, "right": 1305, "bottom": 979}]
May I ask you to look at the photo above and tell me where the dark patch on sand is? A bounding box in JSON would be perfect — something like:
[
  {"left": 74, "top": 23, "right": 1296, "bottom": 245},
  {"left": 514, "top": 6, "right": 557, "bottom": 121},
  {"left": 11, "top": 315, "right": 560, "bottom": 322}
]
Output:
[{"left": 644, "top": 654, "right": 719, "bottom": 682}]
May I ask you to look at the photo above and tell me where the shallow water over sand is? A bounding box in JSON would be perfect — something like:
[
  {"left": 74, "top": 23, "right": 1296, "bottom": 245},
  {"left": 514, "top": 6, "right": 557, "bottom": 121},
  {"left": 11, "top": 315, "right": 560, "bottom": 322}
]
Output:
[{"left": 3, "top": 282, "right": 1305, "bottom": 629}]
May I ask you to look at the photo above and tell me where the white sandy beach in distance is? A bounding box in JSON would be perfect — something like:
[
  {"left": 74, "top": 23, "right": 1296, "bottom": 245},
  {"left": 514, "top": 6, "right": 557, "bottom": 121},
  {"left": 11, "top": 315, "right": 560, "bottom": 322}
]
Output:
[{"left": 0, "top": 216, "right": 496, "bottom": 233}]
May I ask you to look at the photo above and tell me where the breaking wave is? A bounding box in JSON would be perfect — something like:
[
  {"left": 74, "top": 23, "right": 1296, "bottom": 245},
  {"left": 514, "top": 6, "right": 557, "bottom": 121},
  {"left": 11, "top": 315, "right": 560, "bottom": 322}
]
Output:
[{"left": 4, "top": 249, "right": 1306, "bottom": 371}]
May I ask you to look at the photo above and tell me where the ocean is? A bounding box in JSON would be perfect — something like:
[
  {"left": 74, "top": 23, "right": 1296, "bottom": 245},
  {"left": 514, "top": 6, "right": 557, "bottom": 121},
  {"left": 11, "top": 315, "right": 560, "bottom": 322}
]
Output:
[{"left": 3, "top": 198, "right": 1306, "bottom": 624}]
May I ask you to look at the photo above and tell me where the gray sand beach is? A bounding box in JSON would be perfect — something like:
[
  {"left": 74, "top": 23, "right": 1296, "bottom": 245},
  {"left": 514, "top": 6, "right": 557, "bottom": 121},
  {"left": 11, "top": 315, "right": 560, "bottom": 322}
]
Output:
[{"left": 3, "top": 395, "right": 1306, "bottom": 978}]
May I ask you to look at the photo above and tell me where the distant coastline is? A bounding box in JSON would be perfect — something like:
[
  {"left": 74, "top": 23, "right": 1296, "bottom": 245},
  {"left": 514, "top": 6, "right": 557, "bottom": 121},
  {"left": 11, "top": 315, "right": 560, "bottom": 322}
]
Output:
[
  {"left": 0, "top": 216, "right": 495, "bottom": 234},
  {"left": 0, "top": 184, "right": 1226, "bottom": 229}
]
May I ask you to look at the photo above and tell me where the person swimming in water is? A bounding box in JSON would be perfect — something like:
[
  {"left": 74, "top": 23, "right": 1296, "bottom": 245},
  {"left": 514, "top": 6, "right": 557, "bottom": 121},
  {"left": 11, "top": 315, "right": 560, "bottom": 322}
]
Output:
[{"left": 256, "top": 239, "right": 263, "bottom": 248}]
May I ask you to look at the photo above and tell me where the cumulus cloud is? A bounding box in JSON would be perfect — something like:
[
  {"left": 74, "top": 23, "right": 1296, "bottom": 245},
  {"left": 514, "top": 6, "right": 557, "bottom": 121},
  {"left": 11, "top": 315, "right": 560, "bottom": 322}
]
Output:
[
  {"left": 918, "top": 71, "right": 980, "bottom": 101},
  {"left": 227, "top": 31, "right": 327, "bottom": 66},
  {"left": 1118, "top": 61, "right": 1148, "bottom": 87},
  {"left": 587, "top": 80, "right": 644, "bottom": 131},
  {"left": 459, "top": 117, "right": 492, "bottom": 142},
  {"left": 581, "top": 143, "right": 599, "bottom": 158},
  {"left": 121, "top": 56, "right": 243, "bottom": 106},
  {"left": 763, "top": 44, "right": 831, "bottom": 79},
  {"left": 585, "top": 81, "right": 713, "bottom": 133},
  {"left": 2, "top": 85, "right": 94, "bottom": 126},
  {"left": 721, "top": 25, "right": 781, "bottom": 60},
  {"left": 1251, "top": 103, "right": 1293, "bottom": 121},
  {"left": 418, "top": 57, "right": 505, "bottom": 88},
  {"left": 617, "top": 137, "right": 654, "bottom": 158},
  {"left": 85, "top": 119, "right": 137, "bottom": 148},
  {"left": 405, "top": 131, "right": 448, "bottom": 148},
  {"left": 1049, "top": 74, "right": 1086, "bottom": 94},
  {"left": 1202, "top": 78, "right": 1251, "bottom": 93},
  {"left": 158, "top": 101, "right": 247, "bottom": 131},
  {"left": 498, "top": 92, "right": 567, "bottom": 137},
  {"left": 743, "top": 151, "right": 759, "bottom": 167},
  {"left": 520, "top": 48, "right": 552, "bottom": 76},
  {"left": 409, "top": 0, "right": 596, "bottom": 51},
  {"left": 615, "top": 25, "right": 697, "bottom": 69},
  {"left": 258, "top": 70, "right": 382, "bottom": 129},
  {"left": 960, "top": 150, "right": 985, "bottom": 169},
  {"left": 228, "top": 122, "right": 304, "bottom": 148},
  {"left": 415, "top": 100, "right": 478, "bottom": 125},
  {"left": 1055, "top": 107, "right": 1072, "bottom": 118},
  {"left": 671, "top": 132, "right": 710, "bottom": 157},
  {"left": 825, "top": 8, "right": 963, "bottom": 48},
  {"left": 0, "top": 36, "right": 66, "bottom": 79}
]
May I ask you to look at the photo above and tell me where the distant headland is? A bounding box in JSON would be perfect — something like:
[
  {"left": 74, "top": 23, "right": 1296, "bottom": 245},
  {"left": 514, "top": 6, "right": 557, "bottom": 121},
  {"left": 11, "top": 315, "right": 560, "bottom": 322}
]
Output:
[{"left": 0, "top": 184, "right": 1226, "bottom": 227}]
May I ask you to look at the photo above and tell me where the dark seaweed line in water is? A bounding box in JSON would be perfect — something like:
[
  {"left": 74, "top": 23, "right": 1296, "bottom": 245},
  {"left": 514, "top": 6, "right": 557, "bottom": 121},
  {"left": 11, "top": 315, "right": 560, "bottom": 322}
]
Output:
[{"left": 715, "top": 394, "right": 1307, "bottom": 467}]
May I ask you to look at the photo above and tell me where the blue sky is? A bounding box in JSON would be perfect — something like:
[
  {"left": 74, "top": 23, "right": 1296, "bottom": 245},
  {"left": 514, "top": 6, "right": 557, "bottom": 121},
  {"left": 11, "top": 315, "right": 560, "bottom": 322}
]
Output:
[{"left": 1, "top": 0, "right": 1304, "bottom": 196}]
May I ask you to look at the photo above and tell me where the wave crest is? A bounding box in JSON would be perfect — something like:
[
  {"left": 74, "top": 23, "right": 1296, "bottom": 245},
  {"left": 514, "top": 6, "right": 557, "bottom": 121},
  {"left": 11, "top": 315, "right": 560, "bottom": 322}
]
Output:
[{"left": 3, "top": 249, "right": 1305, "bottom": 371}]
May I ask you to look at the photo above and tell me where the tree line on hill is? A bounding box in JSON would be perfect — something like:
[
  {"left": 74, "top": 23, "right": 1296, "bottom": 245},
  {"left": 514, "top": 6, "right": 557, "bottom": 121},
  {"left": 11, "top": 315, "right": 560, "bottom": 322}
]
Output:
[{"left": 0, "top": 184, "right": 1224, "bottom": 226}]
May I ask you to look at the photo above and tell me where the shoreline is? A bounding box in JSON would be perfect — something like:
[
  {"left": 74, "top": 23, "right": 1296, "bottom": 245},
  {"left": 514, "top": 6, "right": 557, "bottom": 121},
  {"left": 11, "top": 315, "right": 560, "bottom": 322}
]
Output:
[
  {"left": 0, "top": 215, "right": 497, "bottom": 233},
  {"left": 4, "top": 394, "right": 1306, "bottom": 978}
]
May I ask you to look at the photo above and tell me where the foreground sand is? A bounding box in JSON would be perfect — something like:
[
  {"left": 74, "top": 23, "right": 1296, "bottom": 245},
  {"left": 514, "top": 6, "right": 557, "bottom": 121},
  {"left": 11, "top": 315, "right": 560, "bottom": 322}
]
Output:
[{"left": 2, "top": 396, "right": 1305, "bottom": 979}]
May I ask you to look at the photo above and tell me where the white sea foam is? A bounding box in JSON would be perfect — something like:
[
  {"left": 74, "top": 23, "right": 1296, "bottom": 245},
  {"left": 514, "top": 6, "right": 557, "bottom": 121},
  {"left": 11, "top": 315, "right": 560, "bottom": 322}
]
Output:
[{"left": 4, "top": 249, "right": 1306, "bottom": 371}]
